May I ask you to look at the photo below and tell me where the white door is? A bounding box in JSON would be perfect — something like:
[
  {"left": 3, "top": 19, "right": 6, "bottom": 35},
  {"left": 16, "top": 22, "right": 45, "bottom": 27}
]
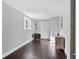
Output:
[{"left": 39, "top": 21, "right": 50, "bottom": 39}]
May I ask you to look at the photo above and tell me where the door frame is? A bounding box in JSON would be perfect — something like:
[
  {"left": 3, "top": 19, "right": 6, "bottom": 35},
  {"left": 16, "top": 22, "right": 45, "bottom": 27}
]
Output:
[{"left": 70, "top": 0, "right": 75, "bottom": 59}]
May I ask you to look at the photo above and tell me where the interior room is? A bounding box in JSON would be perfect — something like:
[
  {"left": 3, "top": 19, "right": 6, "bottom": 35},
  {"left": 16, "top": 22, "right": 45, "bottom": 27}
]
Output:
[{"left": 2, "top": 0, "right": 75, "bottom": 59}]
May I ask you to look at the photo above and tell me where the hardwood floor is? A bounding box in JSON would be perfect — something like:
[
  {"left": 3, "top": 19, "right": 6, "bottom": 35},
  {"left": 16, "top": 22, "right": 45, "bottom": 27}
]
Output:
[{"left": 3, "top": 39, "right": 66, "bottom": 59}]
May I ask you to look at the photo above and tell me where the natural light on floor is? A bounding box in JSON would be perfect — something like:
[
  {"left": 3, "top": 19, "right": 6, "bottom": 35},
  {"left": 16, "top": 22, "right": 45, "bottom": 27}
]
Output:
[{"left": 48, "top": 35, "right": 56, "bottom": 57}]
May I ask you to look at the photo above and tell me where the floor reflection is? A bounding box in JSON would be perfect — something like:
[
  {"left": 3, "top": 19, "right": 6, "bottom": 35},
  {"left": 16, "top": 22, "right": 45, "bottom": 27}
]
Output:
[{"left": 49, "top": 36, "right": 56, "bottom": 57}]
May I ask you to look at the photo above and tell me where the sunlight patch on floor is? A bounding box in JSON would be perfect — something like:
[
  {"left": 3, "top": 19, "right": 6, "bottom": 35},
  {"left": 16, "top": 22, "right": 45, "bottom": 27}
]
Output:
[
  {"left": 48, "top": 35, "right": 56, "bottom": 57},
  {"left": 49, "top": 35, "right": 55, "bottom": 46}
]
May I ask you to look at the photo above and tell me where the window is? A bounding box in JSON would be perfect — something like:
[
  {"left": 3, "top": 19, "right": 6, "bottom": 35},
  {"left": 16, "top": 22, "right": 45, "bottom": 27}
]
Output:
[{"left": 24, "top": 16, "right": 31, "bottom": 30}]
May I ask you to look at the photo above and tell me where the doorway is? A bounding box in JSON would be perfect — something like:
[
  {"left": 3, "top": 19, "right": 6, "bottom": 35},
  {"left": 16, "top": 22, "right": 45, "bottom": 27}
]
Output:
[
  {"left": 35, "top": 20, "right": 50, "bottom": 40},
  {"left": 40, "top": 20, "right": 50, "bottom": 39}
]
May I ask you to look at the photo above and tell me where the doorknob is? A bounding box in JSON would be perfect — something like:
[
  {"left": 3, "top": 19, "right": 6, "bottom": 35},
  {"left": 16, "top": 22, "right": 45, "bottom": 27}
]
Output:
[{"left": 73, "top": 53, "right": 76, "bottom": 56}]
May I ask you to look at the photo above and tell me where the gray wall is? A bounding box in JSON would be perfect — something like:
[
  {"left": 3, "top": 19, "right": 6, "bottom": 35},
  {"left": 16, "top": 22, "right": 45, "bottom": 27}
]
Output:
[{"left": 2, "top": 3, "right": 35, "bottom": 55}]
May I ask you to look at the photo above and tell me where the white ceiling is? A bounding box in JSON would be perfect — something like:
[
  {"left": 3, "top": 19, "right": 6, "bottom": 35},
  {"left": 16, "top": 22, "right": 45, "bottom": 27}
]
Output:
[{"left": 3, "top": 0, "right": 70, "bottom": 19}]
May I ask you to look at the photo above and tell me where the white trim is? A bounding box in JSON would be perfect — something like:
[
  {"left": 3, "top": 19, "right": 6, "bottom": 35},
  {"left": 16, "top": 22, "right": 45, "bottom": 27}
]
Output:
[
  {"left": 65, "top": 49, "right": 68, "bottom": 59},
  {"left": 2, "top": 39, "right": 33, "bottom": 58}
]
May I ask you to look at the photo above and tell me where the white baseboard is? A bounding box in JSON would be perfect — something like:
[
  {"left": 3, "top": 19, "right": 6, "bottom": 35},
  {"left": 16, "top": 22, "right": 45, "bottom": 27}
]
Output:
[
  {"left": 65, "top": 49, "right": 67, "bottom": 55},
  {"left": 65, "top": 50, "right": 70, "bottom": 59},
  {"left": 65, "top": 49, "right": 68, "bottom": 59},
  {"left": 2, "top": 39, "right": 33, "bottom": 58}
]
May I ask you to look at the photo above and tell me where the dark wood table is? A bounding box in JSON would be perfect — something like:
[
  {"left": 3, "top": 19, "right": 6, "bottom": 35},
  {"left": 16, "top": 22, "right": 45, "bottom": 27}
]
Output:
[{"left": 32, "top": 33, "right": 41, "bottom": 40}]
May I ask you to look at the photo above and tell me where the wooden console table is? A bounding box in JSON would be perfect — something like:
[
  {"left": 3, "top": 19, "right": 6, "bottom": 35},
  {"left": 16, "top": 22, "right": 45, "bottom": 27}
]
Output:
[{"left": 55, "top": 36, "right": 65, "bottom": 50}]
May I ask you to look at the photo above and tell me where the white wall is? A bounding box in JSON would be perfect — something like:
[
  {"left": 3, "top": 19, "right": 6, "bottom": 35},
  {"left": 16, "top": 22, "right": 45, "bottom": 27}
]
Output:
[
  {"left": 35, "top": 18, "right": 60, "bottom": 39},
  {"left": 62, "top": 14, "right": 70, "bottom": 59},
  {"left": 34, "top": 20, "right": 40, "bottom": 33},
  {"left": 50, "top": 17, "right": 60, "bottom": 37},
  {"left": 2, "top": 3, "right": 35, "bottom": 56}
]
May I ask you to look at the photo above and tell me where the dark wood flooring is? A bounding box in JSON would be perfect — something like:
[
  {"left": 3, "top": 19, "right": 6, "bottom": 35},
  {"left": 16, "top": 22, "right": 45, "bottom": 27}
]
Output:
[{"left": 3, "top": 39, "right": 66, "bottom": 59}]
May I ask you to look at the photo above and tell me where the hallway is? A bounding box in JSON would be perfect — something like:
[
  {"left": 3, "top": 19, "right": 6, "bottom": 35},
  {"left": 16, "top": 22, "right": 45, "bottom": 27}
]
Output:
[{"left": 4, "top": 39, "right": 66, "bottom": 59}]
